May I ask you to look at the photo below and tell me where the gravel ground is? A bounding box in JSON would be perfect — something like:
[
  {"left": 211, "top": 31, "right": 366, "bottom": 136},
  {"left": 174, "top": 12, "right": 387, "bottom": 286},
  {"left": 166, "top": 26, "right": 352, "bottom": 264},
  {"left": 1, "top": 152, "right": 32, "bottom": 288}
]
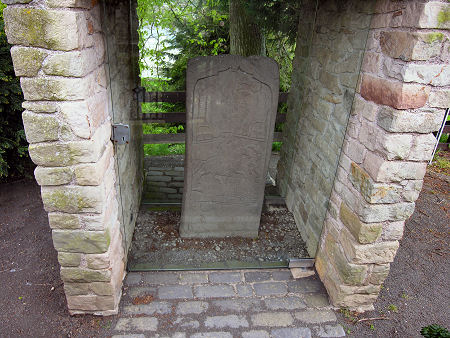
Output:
[{"left": 128, "top": 207, "right": 310, "bottom": 270}]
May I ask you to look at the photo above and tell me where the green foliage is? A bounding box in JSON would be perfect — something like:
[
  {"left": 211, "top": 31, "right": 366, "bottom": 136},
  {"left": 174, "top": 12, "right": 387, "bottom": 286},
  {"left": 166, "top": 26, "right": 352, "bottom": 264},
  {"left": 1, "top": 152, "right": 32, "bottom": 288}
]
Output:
[
  {"left": 0, "top": 3, "right": 31, "bottom": 180},
  {"left": 421, "top": 324, "right": 450, "bottom": 338}
]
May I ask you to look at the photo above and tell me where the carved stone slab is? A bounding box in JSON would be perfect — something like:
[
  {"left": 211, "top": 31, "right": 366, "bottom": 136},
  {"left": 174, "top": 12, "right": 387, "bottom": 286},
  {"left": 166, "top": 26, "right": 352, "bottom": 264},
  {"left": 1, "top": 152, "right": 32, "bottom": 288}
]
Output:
[{"left": 180, "top": 55, "right": 279, "bottom": 238}]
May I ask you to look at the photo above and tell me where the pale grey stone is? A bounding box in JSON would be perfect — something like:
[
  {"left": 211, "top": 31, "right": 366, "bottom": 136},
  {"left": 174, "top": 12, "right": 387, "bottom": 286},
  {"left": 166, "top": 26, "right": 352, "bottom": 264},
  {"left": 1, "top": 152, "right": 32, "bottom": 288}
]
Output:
[
  {"left": 114, "top": 317, "right": 158, "bottom": 331},
  {"left": 287, "top": 278, "right": 325, "bottom": 293},
  {"left": 143, "top": 272, "right": 179, "bottom": 284},
  {"left": 190, "top": 333, "right": 232, "bottom": 338},
  {"left": 179, "top": 273, "right": 208, "bottom": 284},
  {"left": 242, "top": 330, "right": 270, "bottom": 338},
  {"left": 272, "top": 270, "right": 293, "bottom": 281},
  {"left": 123, "top": 302, "right": 171, "bottom": 315},
  {"left": 316, "top": 324, "right": 346, "bottom": 337},
  {"left": 212, "top": 299, "right": 263, "bottom": 312},
  {"left": 176, "top": 301, "right": 209, "bottom": 315},
  {"left": 295, "top": 310, "right": 337, "bottom": 324},
  {"left": 180, "top": 55, "right": 279, "bottom": 237},
  {"left": 127, "top": 287, "right": 156, "bottom": 299},
  {"left": 271, "top": 328, "right": 312, "bottom": 338},
  {"left": 204, "top": 315, "right": 249, "bottom": 329},
  {"left": 236, "top": 284, "right": 253, "bottom": 297},
  {"left": 158, "top": 286, "right": 193, "bottom": 299},
  {"left": 209, "top": 272, "right": 242, "bottom": 283},
  {"left": 244, "top": 271, "right": 271, "bottom": 282},
  {"left": 254, "top": 282, "right": 288, "bottom": 296},
  {"left": 304, "top": 293, "right": 330, "bottom": 308},
  {"left": 264, "top": 296, "right": 306, "bottom": 310},
  {"left": 194, "top": 285, "right": 235, "bottom": 298},
  {"left": 251, "top": 312, "right": 294, "bottom": 327}
]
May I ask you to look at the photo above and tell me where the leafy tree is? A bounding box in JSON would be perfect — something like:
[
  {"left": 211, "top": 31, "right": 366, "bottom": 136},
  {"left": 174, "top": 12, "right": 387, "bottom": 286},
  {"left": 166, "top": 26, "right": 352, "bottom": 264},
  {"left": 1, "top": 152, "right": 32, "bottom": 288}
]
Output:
[{"left": 0, "top": 3, "right": 31, "bottom": 181}]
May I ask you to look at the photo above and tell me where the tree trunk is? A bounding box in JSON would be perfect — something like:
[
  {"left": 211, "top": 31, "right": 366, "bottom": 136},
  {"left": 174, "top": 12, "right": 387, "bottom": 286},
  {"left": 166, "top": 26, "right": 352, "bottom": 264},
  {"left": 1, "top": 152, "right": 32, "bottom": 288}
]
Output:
[{"left": 229, "top": 0, "right": 265, "bottom": 56}]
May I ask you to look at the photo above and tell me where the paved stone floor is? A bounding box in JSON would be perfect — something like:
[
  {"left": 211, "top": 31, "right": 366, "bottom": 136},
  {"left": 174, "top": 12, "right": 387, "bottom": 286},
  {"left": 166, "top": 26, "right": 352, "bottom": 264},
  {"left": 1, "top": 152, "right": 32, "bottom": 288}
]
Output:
[{"left": 111, "top": 269, "right": 345, "bottom": 337}]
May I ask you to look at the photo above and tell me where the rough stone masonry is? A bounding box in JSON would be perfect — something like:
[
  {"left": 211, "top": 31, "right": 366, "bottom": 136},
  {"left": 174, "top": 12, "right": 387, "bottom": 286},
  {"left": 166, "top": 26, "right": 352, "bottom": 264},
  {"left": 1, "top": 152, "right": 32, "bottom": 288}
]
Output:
[{"left": 2, "top": 0, "right": 449, "bottom": 315}]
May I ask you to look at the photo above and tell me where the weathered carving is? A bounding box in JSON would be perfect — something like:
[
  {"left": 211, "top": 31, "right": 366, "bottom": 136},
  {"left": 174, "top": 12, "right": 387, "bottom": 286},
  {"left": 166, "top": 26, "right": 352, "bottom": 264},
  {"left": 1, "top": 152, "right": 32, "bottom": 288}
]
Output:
[{"left": 180, "top": 55, "right": 279, "bottom": 238}]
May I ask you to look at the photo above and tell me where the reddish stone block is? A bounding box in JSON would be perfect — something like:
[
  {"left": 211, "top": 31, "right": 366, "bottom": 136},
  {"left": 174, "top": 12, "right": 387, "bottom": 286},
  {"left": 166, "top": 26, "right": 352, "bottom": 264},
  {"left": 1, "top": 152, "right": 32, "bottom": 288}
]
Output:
[{"left": 361, "top": 75, "right": 429, "bottom": 109}]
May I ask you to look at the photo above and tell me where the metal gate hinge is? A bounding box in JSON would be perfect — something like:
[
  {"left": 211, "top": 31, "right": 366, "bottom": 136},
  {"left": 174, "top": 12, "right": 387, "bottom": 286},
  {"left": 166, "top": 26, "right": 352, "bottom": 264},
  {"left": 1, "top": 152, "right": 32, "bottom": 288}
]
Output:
[{"left": 111, "top": 124, "right": 130, "bottom": 145}]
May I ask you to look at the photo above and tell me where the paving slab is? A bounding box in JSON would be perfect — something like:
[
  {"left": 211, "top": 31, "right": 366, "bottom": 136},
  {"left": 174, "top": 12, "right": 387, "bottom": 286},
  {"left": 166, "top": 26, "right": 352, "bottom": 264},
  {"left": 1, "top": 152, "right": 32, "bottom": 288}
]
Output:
[{"left": 110, "top": 269, "right": 345, "bottom": 337}]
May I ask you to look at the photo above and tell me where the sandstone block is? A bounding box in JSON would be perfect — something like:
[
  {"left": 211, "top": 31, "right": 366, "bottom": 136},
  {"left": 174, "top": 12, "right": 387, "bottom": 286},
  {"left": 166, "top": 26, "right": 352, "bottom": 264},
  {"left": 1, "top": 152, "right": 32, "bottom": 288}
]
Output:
[
  {"left": 352, "top": 96, "right": 378, "bottom": 122},
  {"left": 75, "top": 144, "right": 113, "bottom": 186},
  {"left": 380, "top": 31, "right": 444, "bottom": 61},
  {"left": 361, "top": 52, "right": 381, "bottom": 74},
  {"left": 4, "top": 8, "right": 82, "bottom": 51},
  {"left": 59, "top": 101, "right": 91, "bottom": 139},
  {"left": 2, "top": 0, "right": 32, "bottom": 3},
  {"left": 43, "top": 49, "right": 99, "bottom": 77},
  {"left": 61, "top": 267, "right": 111, "bottom": 283},
  {"left": 358, "top": 201, "right": 416, "bottom": 223},
  {"left": 324, "top": 232, "right": 368, "bottom": 284},
  {"left": 409, "top": 133, "right": 437, "bottom": 162},
  {"left": 403, "top": 2, "right": 450, "bottom": 29},
  {"left": 10, "top": 47, "right": 47, "bottom": 77},
  {"left": 52, "top": 229, "right": 110, "bottom": 253},
  {"left": 382, "top": 221, "right": 405, "bottom": 241},
  {"left": 48, "top": 213, "right": 81, "bottom": 230},
  {"left": 66, "top": 295, "right": 116, "bottom": 311},
  {"left": 367, "top": 264, "right": 390, "bottom": 285},
  {"left": 47, "top": 0, "right": 94, "bottom": 9},
  {"left": 402, "top": 64, "right": 449, "bottom": 87},
  {"left": 22, "top": 111, "right": 60, "bottom": 143},
  {"left": 361, "top": 75, "right": 429, "bottom": 109},
  {"left": 401, "top": 180, "right": 423, "bottom": 203},
  {"left": 350, "top": 162, "right": 402, "bottom": 204},
  {"left": 382, "top": 133, "right": 413, "bottom": 160},
  {"left": 58, "top": 252, "right": 81, "bottom": 267},
  {"left": 34, "top": 166, "right": 73, "bottom": 186},
  {"left": 341, "top": 231, "right": 399, "bottom": 264},
  {"left": 22, "top": 101, "right": 57, "bottom": 113},
  {"left": 90, "top": 282, "right": 115, "bottom": 296},
  {"left": 28, "top": 124, "right": 109, "bottom": 166},
  {"left": 20, "top": 77, "right": 90, "bottom": 101},
  {"left": 41, "top": 185, "right": 105, "bottom": 213},
  {"left": 64, "top": 283, "right": 90, "bottom": 296},
  {"left": 339, "top": 202, "right": 382, "bottom": 244},
  {"left": 377, "top": 107, "right": 442, "bottom": 133},
  {"left": 428, "top": 89, "right": 450, "bottom": 108},
  {"left": 364, "top": 152, "right": 427, "bottom": 182},
  {"left": 86, "top": 253, "right": 111, "bottom": 270}
]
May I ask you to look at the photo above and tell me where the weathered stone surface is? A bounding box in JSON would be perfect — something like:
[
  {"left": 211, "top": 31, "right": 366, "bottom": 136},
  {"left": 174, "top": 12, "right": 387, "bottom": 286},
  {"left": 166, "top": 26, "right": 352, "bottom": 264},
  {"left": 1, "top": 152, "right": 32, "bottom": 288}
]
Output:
[
  {"left": 176, "top": 301, "right": 209, "bottom": 315},
  {"left": 381, "top": 134, "right": 413, "bottom": 160},
  {"left": 58, "top": 252, "right": 81, "bottom": 267},
  {"left": 205, "top": 315, "right": 249, "bottom": 329},
  {"left": 367, "top": 263, "right": 390, "bottom": 285},
  {"left": 43, "top": 49, "right": 99, "bottom": 77},
  {"left": 181, "top": 55, "right": 279, "bottom": 238},
  {"left": 75, "top": 144, "right": 113, "bottom": 186},
  {"left": 340, "top": 203, "right": 382, "bottom": 244},
  {"left": 52, "top": 230, "right": 110, "bottom": 253},
  {"left": 402, "top": 64, "right": 450, "bottom": 87},
  {"left": 47, "top": 0, "right": 94, "bottom": 9},
  {"left": 67, "top": 295, "right": 116, "bottom": 312},
  {"left": 48, "top": 213, "right": 80, "bottom": 229},
  {"left": 428, "top": 89, "right": 450, "bottom": 108},
  {"left": 377, "top": 106, "right": 443, "bottom": 133},
  {"left": 295, "top": 310, "right": 337, "bottom": 324},
  {"left": 380, "top": 31, "right": 444, "bottom": 61},
  {"left": 402, "top": 2, "right": 450, "bottom": 29},
  {"left": 3, "top": 8, "right": 82, "bottom": 51},
  {"left": 34, "top": 166, "right": 73, "bottom": 186},
  {"left": 10, "top": 47, "right": 47, "bottom": 77},
  {"left": 409, "top": 133, "right": 437, "bottom": 161},
  {"left": 20, "top": 77, "right": 90, "bottom": 101},
  {"left": 22, "top": 101, "right": 57, "bottom": 113},
  {"left": 42, "top": 185, "right": 105, "bottom": 213},
  {"left": 251, "top": 312, "right": 293, "bottom": 327},
  {"left": 158, "top": 285, "right": 193, "bottom": 299},
  {"left": 86, "top": 253, "right": 111, "bottom": 269},
  {"left": 271, "top": 328, "right": 312, "bottom": 338},
  {"left": 61, "top": 267, "right": 111, "bottom": 283},
  {"left": 341, "top": 233, "right": 399, "bottom": 264},
  {"left": 22, "top": 111, "right": 60, "bottom": 143},
  {"left": 382, "top": 221, "right": 405, "bottom": 241},
  {"left": 361, "top": 75, "right": 430, "bottom": 109}
]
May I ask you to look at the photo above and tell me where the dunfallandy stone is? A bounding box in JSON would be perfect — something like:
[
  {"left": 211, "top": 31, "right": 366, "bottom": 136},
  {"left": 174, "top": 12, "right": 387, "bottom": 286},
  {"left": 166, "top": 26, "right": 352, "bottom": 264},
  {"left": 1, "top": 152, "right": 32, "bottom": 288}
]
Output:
[
  {"left": 42, "top": 186, "right": 104, "bottom": 213},
  {"left": 34, "top": 167, "right": 73, "bottom": 186},
  {"left": 339, "top": 202, "right": 382, "bottom": 244},
  {"left": 52, "top": 230, "right": 110, "bottom": 254}
]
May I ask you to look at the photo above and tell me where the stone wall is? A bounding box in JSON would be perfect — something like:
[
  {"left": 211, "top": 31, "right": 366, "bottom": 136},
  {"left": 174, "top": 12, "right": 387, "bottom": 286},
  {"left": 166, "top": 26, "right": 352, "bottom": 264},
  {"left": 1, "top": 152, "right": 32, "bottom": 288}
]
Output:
[
  {"left": 101, "top": 0, "right": 143, "bottom": 254},
  {"left": 278, "top": 0, "right": 375, "bottom": 256},
  {"left": 2, "top": 0, "right": 143, "bottom": 315},
  {"left": 313, "top": 0, "right": 449, "bottom": 311},
  {"left": 143, "top": 156, "right": 184, "bottom": 202}
]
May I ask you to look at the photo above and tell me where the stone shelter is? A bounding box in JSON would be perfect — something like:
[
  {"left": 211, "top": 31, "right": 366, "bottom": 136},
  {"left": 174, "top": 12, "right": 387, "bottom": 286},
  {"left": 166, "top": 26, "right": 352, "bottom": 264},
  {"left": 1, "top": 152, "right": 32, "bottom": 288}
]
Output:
[{"left": 2, "top": 0, "right": 449, "bottom": 315}]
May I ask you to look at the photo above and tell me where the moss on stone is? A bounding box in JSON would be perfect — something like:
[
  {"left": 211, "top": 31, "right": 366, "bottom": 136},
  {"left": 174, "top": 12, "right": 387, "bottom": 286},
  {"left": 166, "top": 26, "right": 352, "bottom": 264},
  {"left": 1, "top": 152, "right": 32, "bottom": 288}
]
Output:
[
  {"left": 438, "top": 8, "right": 450, "bottom": 27},
  {"left": 426, "top": 32, "right": 445, "bottom": 44}
]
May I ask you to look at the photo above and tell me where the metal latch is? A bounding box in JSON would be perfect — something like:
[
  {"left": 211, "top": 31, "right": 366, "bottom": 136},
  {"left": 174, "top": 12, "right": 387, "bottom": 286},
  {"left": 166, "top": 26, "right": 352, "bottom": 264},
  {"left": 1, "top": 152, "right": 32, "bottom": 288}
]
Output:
[{"left": 111, "top": 124, "right": 130, "bottom": 145}]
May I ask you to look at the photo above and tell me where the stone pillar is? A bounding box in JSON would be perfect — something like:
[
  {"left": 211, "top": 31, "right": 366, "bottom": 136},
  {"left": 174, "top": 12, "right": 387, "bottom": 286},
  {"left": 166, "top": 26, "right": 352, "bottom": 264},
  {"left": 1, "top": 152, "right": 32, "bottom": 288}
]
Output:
[
  {"left": 3, "top": 1, "right": 125, "bottom": 315},
  {"left": 315, "top": 0, "right": 449, "bottom": 311}
]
